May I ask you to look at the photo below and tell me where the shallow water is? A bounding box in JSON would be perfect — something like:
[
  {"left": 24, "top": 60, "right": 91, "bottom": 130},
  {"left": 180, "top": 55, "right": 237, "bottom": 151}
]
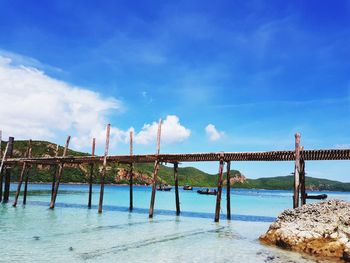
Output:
[{"left": 1, "top": 184, "right": 349, "bottom": 262}]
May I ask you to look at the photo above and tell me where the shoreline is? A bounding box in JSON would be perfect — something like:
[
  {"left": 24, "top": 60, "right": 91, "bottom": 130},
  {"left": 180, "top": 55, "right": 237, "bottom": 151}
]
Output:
[{"left": 10, "top": 181, "right": 350, "bottom": 193}]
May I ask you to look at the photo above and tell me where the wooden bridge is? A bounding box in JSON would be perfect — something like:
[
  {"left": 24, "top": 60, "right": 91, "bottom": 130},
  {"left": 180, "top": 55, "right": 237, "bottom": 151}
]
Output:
[{"left": 0, "top": 121, "right": 349, "bottom": 222}]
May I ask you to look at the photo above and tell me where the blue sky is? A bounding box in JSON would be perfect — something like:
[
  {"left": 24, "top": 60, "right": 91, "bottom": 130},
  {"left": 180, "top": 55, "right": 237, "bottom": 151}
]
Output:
[{"left": 0, "top": 0, "right": 349, "bottom": 180}]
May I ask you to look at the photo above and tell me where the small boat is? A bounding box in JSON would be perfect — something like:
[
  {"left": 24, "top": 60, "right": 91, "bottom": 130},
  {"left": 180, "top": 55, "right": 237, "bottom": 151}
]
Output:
[
  {"left": 183, "top": 185, "right": 193, "bottom": 190},
  {"left": 197, "top": 188, "right": 217, "bottom": 195},
  {"left": 305, "top": 193, "right": 328, "bottom": 200},
  {"left": 157, "top": 185, "right": 172, "bottom": 191}
]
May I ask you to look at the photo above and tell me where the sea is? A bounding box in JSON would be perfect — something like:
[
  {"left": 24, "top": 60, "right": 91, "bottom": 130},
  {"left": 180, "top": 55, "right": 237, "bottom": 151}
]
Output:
[{"left": 1, "top": 184, "right": 349, "bottom": 263}]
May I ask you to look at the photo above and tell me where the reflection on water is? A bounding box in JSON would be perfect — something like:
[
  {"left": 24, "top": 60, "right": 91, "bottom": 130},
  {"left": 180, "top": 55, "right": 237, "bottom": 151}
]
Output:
[{"left": 1, "top": 183, "right": 348, "bottom": 262}]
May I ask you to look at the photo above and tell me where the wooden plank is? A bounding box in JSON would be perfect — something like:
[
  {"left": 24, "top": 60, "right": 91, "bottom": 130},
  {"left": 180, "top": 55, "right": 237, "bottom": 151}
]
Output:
[
  {"left": 174, "top": 162, "right": 180, "bottom": 215},
  {"left": 293, "top": 133, "right": 301, "bottom": 209},
  {"left": 3, "top": 137, "right": 14, "bottom": 203},
  {"left": 129, "top": 131, "right": 133, "bottom": 211},
  {"left": 226, "top": 161, "right": 231, "bottom": 220},
  {"left": 214, "top": 154, "right": 224, "bottom": 222},
  {"left": 13, "top": 140, "right": 32, "bottom": 207},
  {"left": 50, "top": 136, "right": 71, "bottom": 209},
  {"left": 88, "top": 138, "right": 96, "bottom": 208},
  {"left": 98, "top": 124, "right": 111, "bottom": 213},
  {"left": 149, "top": 119, "right": 162, "bottom": 218}
]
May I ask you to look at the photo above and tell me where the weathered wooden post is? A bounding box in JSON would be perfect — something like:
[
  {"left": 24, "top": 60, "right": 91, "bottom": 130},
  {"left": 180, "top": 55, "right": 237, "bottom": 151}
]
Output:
[
  {"left": 0, "top": 130, "right": 2, "bottom": 160},
  {"left": 300, "top": 158, "right": 306, "bottom": 205},
  {"left": 88, "top": 138, "right": 96, "bottom": 208},
  {"left": 3, "top": 137, "right": 14, "bottom": 203},
  {"left": 293, "top": 133, "right": 301, "bottom": 209},
  {"left": 98, "top": 124, "right": 111, "bottom": 213},
  {"left": 13, "top": 140, "right": 32, "bottom": 207},
  {"left": 226, "top": 161, "right": 231, "bottom": 220},
  {"left": 0, "top": 140, "right": 9, "bottom": 202},
  {"left": 23, "top": 145, "right": 32, "bottom": 205},
  {"left": 129, "top": 131, "right": 133, "bottom": 211},
  {"left": 149, "top": 118, "right": 162, "bottom": 218},
  {"left": 51, "top": 144, "right": 59, "bottom": 200},
  {"left": 50, "top": 136, "right": 71, "bottom": 209},
  {"left": 214, "top": 153, "right": 225, "bottom": 222},
  {"left": 174, "top": 162, "right": 180, "bottom": 215}
]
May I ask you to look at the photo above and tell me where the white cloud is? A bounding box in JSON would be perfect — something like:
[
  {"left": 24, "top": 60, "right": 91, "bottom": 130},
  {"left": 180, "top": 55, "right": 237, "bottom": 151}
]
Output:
[
  {"left": 135, "top": 115, "right": 190, "bottom": 145},
  {"left": 0, "top": 56, "right": 122, "bottom": 150},
  {"left": 335, "top": 144, "right": 350, "bottom": 149},
  {"left": 205, "top": 124, "right": 224, "bottom": 141}
]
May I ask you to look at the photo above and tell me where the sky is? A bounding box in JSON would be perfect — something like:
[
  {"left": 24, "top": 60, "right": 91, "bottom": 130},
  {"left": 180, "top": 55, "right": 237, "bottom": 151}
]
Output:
[{"left": 0, "top": 0, "right": 349, "bottom": 180}]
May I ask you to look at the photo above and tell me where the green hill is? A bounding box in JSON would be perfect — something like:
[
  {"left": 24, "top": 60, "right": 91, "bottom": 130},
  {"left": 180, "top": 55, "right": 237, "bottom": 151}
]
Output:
[
  {"left": 233, "top": 175, "right": 350, "bottom": 191},
  {"left": 2, "top": 140, "right": 350, "bottom": 191}
]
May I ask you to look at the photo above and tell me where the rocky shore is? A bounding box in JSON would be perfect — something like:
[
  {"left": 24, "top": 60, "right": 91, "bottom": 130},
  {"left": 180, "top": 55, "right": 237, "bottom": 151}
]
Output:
[{"left": 260, "top": 200, "right": 350, "bottom": 262}]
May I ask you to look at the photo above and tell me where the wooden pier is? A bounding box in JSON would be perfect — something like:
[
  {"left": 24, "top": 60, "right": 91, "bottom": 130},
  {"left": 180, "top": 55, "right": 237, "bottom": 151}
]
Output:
[{"left": 0, "top": 122, "right": 349, "bottom": 222}]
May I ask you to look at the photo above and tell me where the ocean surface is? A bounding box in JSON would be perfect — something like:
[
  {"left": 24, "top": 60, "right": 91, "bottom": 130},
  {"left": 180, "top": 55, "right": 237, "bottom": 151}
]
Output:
[{"left": 1, "top": 184, "right": 350, "bottom": 263}]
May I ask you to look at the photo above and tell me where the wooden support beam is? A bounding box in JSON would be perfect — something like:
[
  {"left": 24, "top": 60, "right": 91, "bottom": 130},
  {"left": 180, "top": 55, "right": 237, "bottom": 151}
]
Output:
[
  {"left": 214, "top": 154, "right": 224, "bottom": 222},
  {"left": 13, "top": 140, "right": 32, "bottom": 207},
  {"left": 129, "top": 131, "right": 133, "bottom": 211},
  {"left": 174, "top": 162, "right": 180, "bottom": 216},
  {"left": 0, "top": 140, "right": 9, "bottom": 203},
  {"left": 88, "top": 138, "right": 96, "bottom": 208},
  {"left": 149, "top": 119, "right": 162, "bottom": 218},
  {"left": 98, "top": 124, "right": 111, "bottom": 213},
  {"left": 23, "top": 145, "right": 32, "bottom": 205},
  {"left": 300, "top": 159, "right": 306, "bottom": 205},
  {"left": 3, "top": 137, "right": 14, "bottom": 203},
  {"left": 226, "top": 161, "right": 231, "bottom": 220},
  {"left": 50, "top": 136, "right": 71, "bottom": 209},
  {"left": 0, "top": 130, "right": 2, "bottom": 160},
  {"left": 51, "top": 144, "right": 59, "bottom": 200},
  {"left": 293, "top": 133, "right": 301, "bottom": 209}
]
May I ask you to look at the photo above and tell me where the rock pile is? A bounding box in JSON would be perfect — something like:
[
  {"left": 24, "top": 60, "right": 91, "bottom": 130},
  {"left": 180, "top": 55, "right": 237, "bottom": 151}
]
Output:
[{"left": 260, "top": 200, "right": 350, "bottom": 261}]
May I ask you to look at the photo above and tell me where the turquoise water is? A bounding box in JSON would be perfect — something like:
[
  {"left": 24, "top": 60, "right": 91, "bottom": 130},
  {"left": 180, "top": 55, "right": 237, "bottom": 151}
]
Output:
[{"left": 1, "top": 184, "right": 349, "bottom": 262}]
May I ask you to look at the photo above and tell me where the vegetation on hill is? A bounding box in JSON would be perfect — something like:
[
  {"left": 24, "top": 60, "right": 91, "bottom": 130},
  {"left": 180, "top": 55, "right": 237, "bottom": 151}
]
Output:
[{"left": 2, "top": 140, "right": 350, "bottom": 191}]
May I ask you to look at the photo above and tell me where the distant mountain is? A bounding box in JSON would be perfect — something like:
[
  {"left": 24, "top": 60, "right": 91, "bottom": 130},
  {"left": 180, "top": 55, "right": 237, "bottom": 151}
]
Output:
[
  {"left": 233, "top": 175, "right": 350, "bottom": 191},
  {"left": 2, "top": 140, "right": 350, "bottom": 191}
]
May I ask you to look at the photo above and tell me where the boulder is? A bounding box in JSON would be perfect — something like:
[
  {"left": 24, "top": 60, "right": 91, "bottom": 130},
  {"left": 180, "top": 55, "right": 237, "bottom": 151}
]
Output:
[{"left": 260, "top": 200, "right": 350, "bottom": 261}]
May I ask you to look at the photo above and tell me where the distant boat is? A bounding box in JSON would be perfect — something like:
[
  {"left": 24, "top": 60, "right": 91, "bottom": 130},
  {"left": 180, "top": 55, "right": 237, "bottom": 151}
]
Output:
[
  {"left": 197, "top": 188, "right": 217, "bottom": 195},
  {"left": 305, "top": 193, "right": 327, "bottom": 200},
  {"left": 157, "top": 185, "right": 172, "bottom": 191},
  {"left": 183, "top": 185, "right": 193, "bottom": 190}
]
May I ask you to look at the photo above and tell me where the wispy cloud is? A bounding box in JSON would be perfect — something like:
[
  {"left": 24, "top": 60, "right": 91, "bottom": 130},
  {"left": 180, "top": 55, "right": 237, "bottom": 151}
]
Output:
[
  {"left": 213, "top": 97, "right": 350, "bottom": 109},
  {"left": 0, "top": 49, "right": 63, "bottom": 74},
  {"left": 205, "top": 124, "right": 224, "bottom": 141}
]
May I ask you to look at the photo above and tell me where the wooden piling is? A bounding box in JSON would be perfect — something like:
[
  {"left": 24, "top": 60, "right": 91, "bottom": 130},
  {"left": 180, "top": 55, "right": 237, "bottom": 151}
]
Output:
[
  {"left": 300, "top": 159, "right": 306, "bottom": 205},
  {"left": 51, "top": 144, "right": 59, "bottom": 200},
  {"left": 226, "top": 161, "right": 231, "bottom": 220},
  {"left": 214, "top": 154, "right": 225, "bottom": 222},
  {"left": 3, "top": 137, "right": 14, "bottom": 203},
  {"left": 98, "top": 124, "right": 111, "bottom": 213},
  {"left": 0, "top": 140, "right": 9, "bottom": 202},
  {"left": 13, "top": 140, "right": 32, "bottom": 207},
  {"left": 293, "top": 133, "right": 301, "bottom": 209},
  {"left": 0, "top": 130, "right": 2, "bottom": 159},
  {"left": 50, "top": 136, "right": 71, "bottom": 209},
  {"left": 129, "top": 131, "right": 133, "bottom": 211},
  {"left": 174, "top": 162, "right": 180, "bottom": 215},
  {"left": 23, "top": 145, "right": 32, "bottom": 205},
  {"left": 88, "top": 138, "right": 96, "bottom": 208},
  {"left": 149, "top": 119, "right": 162, "bottom": 218}
]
